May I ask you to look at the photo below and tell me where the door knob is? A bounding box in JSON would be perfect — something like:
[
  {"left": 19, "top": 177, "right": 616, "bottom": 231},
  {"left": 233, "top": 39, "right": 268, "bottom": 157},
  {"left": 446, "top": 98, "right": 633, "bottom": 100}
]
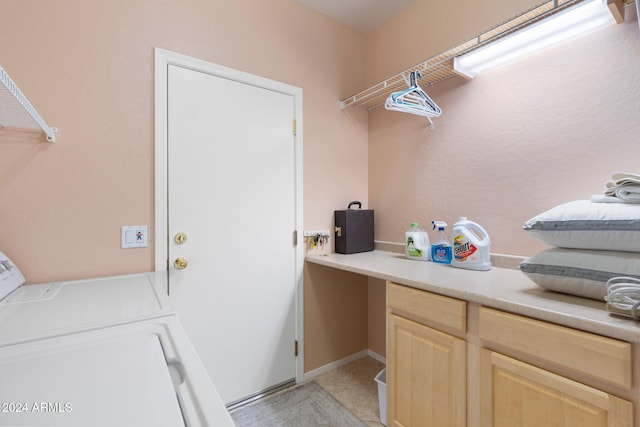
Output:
[
  {"left": 174, "top": 257, "right": 188, "bottom": 270},
  {"left": 174, "top": 232, "right": 188, "bottom": 245}
]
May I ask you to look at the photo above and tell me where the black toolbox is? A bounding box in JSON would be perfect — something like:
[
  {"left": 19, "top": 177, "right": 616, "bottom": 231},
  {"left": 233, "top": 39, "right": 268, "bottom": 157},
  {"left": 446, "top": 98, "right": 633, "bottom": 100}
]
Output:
[{"left": 334, "top": 201, "right": 374, "bottom": 254}]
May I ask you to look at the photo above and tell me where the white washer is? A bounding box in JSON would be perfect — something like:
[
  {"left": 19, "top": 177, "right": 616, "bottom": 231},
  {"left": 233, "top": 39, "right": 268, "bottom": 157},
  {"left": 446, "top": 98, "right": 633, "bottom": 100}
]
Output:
[{"left": 0, "top": 271, "right": 234, "bottom": 427}]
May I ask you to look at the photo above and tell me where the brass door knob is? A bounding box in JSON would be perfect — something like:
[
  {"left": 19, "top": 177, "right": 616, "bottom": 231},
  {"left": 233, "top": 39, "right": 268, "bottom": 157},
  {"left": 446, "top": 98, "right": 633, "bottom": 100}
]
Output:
[
  {"left": 174, "top": 257, "right": 188, "bottom": 270},
  {"left": 174, "top": 232, "right": 188, "bottom": 245}
]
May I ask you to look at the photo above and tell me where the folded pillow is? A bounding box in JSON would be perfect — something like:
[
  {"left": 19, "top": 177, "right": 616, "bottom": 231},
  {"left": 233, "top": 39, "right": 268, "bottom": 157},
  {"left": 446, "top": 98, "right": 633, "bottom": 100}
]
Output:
[
  {"left": 519, "top": 248, "right": 640, "bottom": 300},
  {"left": 523, "top": 200, "right": 640, "bottom": 252}
]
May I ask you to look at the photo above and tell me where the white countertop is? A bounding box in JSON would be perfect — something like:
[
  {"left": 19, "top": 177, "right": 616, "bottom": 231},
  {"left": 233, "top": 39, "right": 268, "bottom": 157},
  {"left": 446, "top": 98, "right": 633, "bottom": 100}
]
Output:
[{"left": 306, "top": 251, "right": 640, "bottom": 343}]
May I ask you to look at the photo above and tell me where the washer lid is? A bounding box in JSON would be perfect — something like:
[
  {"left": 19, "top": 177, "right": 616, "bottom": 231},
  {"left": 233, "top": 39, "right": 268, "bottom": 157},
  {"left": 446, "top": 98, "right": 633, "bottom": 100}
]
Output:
[
  {"left": 0, "top": 272, "right": 172, "bottom": 345},
  {"left": 0, "top": 332, "right": 185, "bottom": 426}
]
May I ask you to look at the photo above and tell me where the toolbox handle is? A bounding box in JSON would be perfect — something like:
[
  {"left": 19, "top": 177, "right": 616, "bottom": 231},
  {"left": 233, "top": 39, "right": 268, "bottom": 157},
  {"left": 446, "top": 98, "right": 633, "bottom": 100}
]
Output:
[{"left": 347, "top": 201, "right": 362, "bottom": 210}]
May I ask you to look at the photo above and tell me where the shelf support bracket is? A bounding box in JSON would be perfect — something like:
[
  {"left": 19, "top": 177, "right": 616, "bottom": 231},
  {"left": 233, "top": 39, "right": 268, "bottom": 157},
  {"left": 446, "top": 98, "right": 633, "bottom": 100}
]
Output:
[{"left": 0, "top": 65, "right": 57, "bottom": 143}]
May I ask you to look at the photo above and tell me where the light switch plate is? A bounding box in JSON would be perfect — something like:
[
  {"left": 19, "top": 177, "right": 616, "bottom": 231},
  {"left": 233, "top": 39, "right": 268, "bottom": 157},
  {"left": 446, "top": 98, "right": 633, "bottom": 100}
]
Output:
[{"left": 121, "top": 225, "right": 148, "bottom": 249}]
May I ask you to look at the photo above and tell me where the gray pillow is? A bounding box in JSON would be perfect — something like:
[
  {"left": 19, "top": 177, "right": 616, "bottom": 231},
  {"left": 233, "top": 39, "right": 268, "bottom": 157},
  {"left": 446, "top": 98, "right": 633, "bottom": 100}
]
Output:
[
  {"left": 520, "top": 248, "right": 640, "bottom": 300},
  {"left": 523, "top": 200, "right": 640, "bottom": 252}
]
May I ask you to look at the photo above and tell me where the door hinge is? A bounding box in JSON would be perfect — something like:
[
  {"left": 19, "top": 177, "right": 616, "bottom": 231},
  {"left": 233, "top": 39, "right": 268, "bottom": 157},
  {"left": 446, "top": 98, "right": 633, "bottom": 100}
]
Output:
[
  {"left": 293, "top": 119, "right": 297, "bottom": 136},
  {"left": 293, "top": 230, "right": 298, "bottom": 246},
  {"left": 295, "top": 340, "right": 299, "bottom": 357}
]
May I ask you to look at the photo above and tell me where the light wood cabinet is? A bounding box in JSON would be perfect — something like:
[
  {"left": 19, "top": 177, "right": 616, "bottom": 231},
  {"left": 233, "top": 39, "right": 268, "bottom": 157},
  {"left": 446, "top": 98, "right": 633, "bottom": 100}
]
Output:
[
  {"left": 480, "top": 350, "right": 633, "bottom": 427},
  {"left": 387, "top": 313, "right": 466, "bottom": 427},
  {"left": 478, "top": 307, "right": 633, "bottom": 427},
  {"left": 386, "top": 281, "right": 635, "bottom": 427},
  {"left": 387, "top": 282, "right": 467, "bottom": 334},
  {"left": 478, "top": 307, "right": 632, "bottom": 390},
  {"left": 387, "top": 282, "right": 467, "bottom": 427}
]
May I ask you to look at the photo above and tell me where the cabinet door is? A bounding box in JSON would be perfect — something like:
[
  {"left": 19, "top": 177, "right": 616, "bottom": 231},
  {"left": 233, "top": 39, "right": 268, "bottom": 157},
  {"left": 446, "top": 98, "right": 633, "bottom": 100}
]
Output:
[
  {"left": 387, "top": 313, "right": 466, "bottom": 427},
  {"left": 480, "top": 350, "right": 632, "bottom": 427}
]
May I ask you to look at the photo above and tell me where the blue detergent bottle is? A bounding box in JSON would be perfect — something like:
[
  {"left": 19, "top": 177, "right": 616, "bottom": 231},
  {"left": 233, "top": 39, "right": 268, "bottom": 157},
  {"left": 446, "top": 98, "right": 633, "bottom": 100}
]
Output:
[{"left": 431, "top": 221, "right": 452, "bottom": 264}]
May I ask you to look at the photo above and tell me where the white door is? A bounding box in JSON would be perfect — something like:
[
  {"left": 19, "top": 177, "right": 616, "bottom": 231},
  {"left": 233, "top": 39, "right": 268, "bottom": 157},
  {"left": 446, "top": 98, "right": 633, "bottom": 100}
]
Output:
[{"left": 157, "top": 52, "right": 303, "bottom": 406}]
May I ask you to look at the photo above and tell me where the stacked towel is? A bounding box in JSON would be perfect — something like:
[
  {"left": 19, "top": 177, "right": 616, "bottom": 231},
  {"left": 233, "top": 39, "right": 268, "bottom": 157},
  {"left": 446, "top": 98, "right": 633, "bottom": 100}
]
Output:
[{"left": 591, "top": 172, "right": 640, "bottom": 204}]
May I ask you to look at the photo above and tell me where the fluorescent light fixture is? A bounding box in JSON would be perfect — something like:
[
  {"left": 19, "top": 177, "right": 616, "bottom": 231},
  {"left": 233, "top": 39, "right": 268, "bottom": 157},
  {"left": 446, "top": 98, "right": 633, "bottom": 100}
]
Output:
[{"left": 454, "top": 0, "right": 615, "bottom": 78}]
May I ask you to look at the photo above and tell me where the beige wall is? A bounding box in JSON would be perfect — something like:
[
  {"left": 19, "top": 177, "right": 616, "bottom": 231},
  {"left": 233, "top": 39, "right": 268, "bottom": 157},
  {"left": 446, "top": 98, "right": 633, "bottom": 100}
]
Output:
[
  {"left": 367, "top": 2, "right": 640, "bottom": 257},
  {"left": 304, "top": 263, "right": 369, "bottom": 371},
  {"left": 0, "top": 0, "right": 369, "bottom": 283},
  {"left": 367, "top": 277, "right": 387, "bottom": 358},
  {"left": 0, "top": 0, "right": 369, "bottom": 372}
]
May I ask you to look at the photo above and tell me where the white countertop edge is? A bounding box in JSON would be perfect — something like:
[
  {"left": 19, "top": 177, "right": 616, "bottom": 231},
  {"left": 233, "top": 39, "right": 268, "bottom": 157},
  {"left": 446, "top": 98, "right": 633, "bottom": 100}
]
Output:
[{"left": 306, "top": 251, "right": 640, "bottom": 343}]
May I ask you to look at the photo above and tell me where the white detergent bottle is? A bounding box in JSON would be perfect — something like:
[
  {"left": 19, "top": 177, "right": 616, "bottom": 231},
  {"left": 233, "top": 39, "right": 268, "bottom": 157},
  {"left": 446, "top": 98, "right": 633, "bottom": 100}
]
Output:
[
  {"left": 451, "top": 217, "right": 491, "bottom": 271},
  {"left": 405, "top": 223, "right": 431, "bottom": 261}
]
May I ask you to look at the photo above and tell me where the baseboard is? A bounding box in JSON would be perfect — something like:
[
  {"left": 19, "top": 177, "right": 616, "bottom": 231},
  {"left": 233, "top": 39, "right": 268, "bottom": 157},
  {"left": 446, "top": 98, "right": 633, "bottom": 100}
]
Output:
[
  {"left": 367, "top": 349, "right": 386, "bottom": 364},
  {"left": 303, "top": 349, "right": 386, "bottom": 382}
]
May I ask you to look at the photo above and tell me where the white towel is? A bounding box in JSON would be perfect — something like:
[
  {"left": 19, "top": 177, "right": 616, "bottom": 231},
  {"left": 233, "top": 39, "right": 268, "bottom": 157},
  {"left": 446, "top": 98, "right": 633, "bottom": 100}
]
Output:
[
  {"left": 615, "top": 185, "right": 640, "bottom": 202},
  {"left": 601, "top": 172, "right": 640, "bottom": 201},
  {"left": 612, "top": 172, "right": 640, "bottom": 186},
  {"left": 591, "top": 194, "right": 640, "bottom": 204}
]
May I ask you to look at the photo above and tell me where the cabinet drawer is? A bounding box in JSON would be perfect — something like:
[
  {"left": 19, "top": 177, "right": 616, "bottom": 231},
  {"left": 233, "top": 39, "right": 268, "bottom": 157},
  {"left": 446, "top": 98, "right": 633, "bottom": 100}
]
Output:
[
  {"left": 479, "top": 307, "right": 632, "bottom": 390},
  {"left": 481, "top": 350, "right": 633, "bottom": 427},
  {"left": 387, "top": 282, "right": 466, "bottom": 333}
]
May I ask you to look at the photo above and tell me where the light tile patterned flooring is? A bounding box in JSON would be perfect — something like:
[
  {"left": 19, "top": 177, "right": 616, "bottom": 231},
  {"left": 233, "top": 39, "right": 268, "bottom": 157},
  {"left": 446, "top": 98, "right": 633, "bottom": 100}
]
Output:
[{"left": 314, "top": 356, "right": 386, "bottom": 427}]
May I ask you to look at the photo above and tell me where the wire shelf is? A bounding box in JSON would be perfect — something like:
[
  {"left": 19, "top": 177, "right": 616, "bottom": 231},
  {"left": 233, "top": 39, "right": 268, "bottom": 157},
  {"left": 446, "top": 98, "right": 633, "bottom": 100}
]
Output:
[{"left": 339, "top": 0, "right": 626, "bottom": 111}]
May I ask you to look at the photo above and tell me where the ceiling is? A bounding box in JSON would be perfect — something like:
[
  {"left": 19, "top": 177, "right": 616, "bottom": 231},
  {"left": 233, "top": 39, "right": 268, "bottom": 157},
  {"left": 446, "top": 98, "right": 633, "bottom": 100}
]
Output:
[{"left": 295, "top": 0, "right": 415, "bottom": 33}]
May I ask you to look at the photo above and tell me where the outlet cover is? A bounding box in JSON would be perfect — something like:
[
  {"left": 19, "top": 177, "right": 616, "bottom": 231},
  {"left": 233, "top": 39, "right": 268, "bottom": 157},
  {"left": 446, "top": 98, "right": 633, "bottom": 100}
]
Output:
[{"left": 121, "top": 225, "right": 148, "bottom": 249}]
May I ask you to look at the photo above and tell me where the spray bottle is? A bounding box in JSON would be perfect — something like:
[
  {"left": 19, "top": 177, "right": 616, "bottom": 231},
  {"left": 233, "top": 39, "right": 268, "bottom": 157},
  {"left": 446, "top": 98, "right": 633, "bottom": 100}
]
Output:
[{"left": 431, "top": 221, "right": 452, "bottom": 264}]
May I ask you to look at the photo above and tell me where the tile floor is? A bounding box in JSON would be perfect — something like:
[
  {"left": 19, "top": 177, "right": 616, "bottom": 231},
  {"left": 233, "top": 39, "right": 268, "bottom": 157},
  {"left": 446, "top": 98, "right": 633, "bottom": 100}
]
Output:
[{"left": 314, "top": 356, "right": 386, "bottom": 427}]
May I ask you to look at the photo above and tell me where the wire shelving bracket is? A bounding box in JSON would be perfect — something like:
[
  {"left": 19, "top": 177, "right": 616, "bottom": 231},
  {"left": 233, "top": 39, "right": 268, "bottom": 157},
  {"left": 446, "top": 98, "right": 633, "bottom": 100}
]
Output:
[{"left": 0, "top": 65, "right": 57, "bottom": 143}]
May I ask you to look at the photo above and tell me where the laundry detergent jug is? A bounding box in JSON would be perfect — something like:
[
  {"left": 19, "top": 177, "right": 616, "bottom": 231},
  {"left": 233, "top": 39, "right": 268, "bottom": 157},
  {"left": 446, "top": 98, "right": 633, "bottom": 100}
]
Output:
[
  {"left": 405, "top": 223, "right": 431, "bottom": 261},
  {"left": 451, "top": 217, "right": 491, "bottom": 271}
]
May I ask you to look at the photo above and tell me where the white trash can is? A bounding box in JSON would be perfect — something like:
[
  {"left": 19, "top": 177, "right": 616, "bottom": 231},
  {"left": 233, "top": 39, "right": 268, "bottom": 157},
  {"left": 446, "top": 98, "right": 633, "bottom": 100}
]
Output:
[{"left": 375, "top": 368, "right": 387, "bottom": 426}]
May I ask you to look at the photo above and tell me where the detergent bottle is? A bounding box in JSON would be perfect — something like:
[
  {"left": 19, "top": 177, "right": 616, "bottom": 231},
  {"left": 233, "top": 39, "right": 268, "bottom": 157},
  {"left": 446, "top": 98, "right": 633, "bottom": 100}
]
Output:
[
  {"left": 451, "top": 217, "right": 491, "bottom": 271},
  {"left": 405, "top": 223, "right": 431, "bottom": 261},
  {"left": 431, "top": 221, "right": 452, "bottom": 264}
]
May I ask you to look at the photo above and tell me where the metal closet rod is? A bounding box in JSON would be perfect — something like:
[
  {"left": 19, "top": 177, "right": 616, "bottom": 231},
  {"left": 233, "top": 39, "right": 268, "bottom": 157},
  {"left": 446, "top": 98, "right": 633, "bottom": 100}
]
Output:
[{"left": 0, "top": 65, "right": 57, "bottom": 143}]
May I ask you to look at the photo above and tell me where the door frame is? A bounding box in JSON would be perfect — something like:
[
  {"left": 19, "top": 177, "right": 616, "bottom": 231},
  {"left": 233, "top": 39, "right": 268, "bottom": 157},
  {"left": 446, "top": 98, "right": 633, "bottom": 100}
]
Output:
[{"left": 153, "top": 47, "right": 304, "bottom": 383}]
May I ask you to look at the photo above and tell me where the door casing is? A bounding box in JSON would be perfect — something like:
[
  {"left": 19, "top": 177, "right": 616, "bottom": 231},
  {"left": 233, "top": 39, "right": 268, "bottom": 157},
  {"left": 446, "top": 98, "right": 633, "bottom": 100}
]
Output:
[{"left": 153, "top": 47, "right": 304, "bottom": 384}]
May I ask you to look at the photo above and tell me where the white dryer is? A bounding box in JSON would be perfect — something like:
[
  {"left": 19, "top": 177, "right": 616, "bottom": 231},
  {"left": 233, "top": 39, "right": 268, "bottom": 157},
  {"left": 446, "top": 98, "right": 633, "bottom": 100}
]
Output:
[{"left": 0, "top": 257, "right": 234, "bottom": 427}]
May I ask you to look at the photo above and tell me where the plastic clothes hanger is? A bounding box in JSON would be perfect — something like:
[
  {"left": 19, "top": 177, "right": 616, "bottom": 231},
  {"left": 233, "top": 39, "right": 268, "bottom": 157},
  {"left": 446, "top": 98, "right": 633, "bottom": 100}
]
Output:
[
  {"left": 384, "top": 71, "right": 442, "bottom": 129},
  {"left": 391, "top": 71, "right": 441, "bottom": 116},
  {"left": 392, "top": 72, "right": 439, "bottom": 110}
]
